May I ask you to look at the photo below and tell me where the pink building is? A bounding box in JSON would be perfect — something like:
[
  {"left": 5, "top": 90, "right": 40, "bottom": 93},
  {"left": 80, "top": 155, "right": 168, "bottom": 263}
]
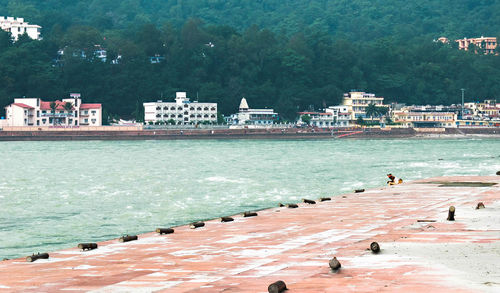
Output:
[
  {"left": 456, "top": 36, "right": 497, "bottom": 54},
  {"left": 4, "top": 93, "right": 102, "bottom": 127}
]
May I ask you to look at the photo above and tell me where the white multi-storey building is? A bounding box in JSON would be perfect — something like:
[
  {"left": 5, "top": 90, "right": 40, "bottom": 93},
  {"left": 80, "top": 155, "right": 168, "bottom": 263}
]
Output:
[
  {"left": 226, "top": 98, "right": 279, "bottom": 125},
  {"left": 0, "top": 16, "right": 41, "bottom": 40},
  {"left": 4, "top": 93, "right": 102, "bottom": 126},
  {"left": 297, "top": 105, "right": 350, "bottom": 127},
  {"left": 392, "top": 111, "right": 457, "bottom": 128},
  {"left": 342, "top": 91, "right": 385, "bottom": 120},
  {"left": 143, "top": 92, "right": 217, "bottom": 125}
]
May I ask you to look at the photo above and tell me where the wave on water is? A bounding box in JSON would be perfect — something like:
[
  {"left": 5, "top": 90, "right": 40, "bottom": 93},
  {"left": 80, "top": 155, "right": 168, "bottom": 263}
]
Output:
[{"left": 204, "top": 176, "right": 247, "bottom": 184}]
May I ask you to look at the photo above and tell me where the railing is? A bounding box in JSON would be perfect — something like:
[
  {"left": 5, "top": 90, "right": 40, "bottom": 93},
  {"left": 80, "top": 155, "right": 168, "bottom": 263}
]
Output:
[
  {"left": 144, "top": 124, "right": 230, "bottom": 130},
  {"left": 40, "top": 113, "right": 74, "bottom": 118}
]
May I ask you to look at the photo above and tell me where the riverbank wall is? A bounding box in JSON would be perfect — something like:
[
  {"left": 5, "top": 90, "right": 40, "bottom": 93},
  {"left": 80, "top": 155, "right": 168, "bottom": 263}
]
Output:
[
  {"left": 0, "top": 126, "right": 499, "bottom": 141},
  {"left": 0, "top": 175, "right": 499, "bottom": 292}
]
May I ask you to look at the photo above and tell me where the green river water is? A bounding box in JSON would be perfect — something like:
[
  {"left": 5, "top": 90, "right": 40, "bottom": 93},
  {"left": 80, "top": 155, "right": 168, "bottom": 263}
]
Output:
[{"left": 0, "top": 138, "right": 499, "bottom": 259}]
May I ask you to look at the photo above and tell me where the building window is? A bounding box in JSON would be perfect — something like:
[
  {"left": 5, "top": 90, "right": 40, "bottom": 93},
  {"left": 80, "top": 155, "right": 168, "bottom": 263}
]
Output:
[
  {"left": 91, "top": 119, "right": 96, "bottom": 124},
  {"left": 84, "top": 118, "right": 88, "bottom": 123},
  {"left": 91, "top": 110, "right": 96, "bottom": 115},
  {"left": 170, "top": 106, "right": 175, "bottom": 110}
]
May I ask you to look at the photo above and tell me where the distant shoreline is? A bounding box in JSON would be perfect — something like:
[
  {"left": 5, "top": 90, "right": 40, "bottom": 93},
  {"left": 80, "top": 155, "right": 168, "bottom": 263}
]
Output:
[{"left": 0, "top": 127, "right": 499, "bottom": 141}]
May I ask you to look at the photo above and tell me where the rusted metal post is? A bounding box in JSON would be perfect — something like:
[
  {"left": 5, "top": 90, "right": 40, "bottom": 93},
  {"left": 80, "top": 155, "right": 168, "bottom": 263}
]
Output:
[
  {"left": 190, "top": 222, "right": 205, "bottom": 229},
  {"left": 302, "top": 199, "right": 316, "bottom": 204},
  {"left": 220, "top": 216, "right": 234, "bottom": 222},
  {"left": 329, "top": 257, "right": 341, "bottom": 270},
  {"left": 78, "top": 243, "right": 98, "bottom": 250},
  {"left": 119, "top": 235, "right": 138, "bottom": 242},
  {"left": 156, "top": 228, "right": 174, "bottom": 234},
  {"left": 447, "top": 206, "right": 455, "bottom": 221},
  {"left": 268, "top": 280, "right": 287, "bottom": 293},
  {"left": 26, "top": 253, "right": 49, "bottom": 262},
  {"left": 244, "top": 211, "right": 258, "bottom": 217},
  {"left": 370, "top": 242, "right": 380, "bottom": 253}
]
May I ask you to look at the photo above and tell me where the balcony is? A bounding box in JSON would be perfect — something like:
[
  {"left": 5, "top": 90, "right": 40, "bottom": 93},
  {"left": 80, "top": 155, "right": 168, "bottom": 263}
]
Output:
[{"left": 40, "top": 113, "right": 74, "bottom": 118}]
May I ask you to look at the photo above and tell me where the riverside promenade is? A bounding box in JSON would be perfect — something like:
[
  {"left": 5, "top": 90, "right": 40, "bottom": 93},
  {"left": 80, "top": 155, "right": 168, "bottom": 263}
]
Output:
[{"left": 0, "top": 176, "right": 499, "bottom": 292}]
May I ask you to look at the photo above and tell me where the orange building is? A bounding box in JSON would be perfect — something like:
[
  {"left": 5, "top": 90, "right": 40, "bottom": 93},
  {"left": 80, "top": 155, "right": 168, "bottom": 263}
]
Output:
[{"left": 456, "top": 36, "right": 497, "bottom": 54}]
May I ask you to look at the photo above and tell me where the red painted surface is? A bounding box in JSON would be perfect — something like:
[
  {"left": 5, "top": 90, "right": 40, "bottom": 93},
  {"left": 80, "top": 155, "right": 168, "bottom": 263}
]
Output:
[
  {"left": 11, "top": 103, "right": 34, "bottom": 109},
  {"left": 0, "top": 176, "right": 499, "bottom": 292}
]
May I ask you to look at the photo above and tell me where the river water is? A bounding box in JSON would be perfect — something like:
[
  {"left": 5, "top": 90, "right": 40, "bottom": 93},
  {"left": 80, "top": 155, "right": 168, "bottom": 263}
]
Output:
[{"left": 0, "top": 138, "right": 499, "bottom": 259}]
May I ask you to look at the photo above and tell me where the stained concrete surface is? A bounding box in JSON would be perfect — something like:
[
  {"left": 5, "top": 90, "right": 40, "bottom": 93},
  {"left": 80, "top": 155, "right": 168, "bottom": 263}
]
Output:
[{"left": 0, "top": 176, "right": 498, "bottom": 292}]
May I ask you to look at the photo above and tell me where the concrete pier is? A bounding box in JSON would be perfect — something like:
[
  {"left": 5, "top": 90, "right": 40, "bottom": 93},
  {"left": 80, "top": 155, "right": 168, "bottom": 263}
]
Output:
[{"left": 0, "top": 176, "right": 499, "bottom": 292}]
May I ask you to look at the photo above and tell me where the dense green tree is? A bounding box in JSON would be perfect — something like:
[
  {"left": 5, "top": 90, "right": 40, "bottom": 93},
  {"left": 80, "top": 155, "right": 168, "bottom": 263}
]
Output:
[
  {"left": 365, "top": 104, "right": 379, "bottom": 121},
  {"left": 49, "top": 101, "right": 58, "bottom": 125},
  {"left": 301, "top": 114, "right": 312, "bottom": 125},
  {"left": 1, "top": 2, "right": 500, "bottom": 120}
]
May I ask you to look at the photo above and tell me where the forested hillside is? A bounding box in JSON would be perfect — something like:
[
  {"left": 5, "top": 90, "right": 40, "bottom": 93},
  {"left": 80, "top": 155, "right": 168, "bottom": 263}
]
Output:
[
  {"left": 2, "top": 0, "right": 500, "bottom": 41},
  {"left": 1, "top": 1, "right": 500, "bottom": 119}
]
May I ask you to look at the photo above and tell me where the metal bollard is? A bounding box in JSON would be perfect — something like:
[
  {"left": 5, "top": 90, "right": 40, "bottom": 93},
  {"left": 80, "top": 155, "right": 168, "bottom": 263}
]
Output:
[
  {"left": 243, "top": 211, "right": 258, "bottom": 217},
  {"left": 370, "top": 242, "right": 380, "bottom": 253},
  {"left": 119, "top": 235, "right": 138, "bottom": 242},
  {"left": 447, "top": 206, "right": 455, "bottom": 221},
  {"left": 329, "top": 257, "right": 341, "bottom": 271},
  {"left": 156, "top": 228, "right": 174, "bottom": 234},
  {"left": 190, "top": 222, "right": 205, "bottom": 229},
  {"left": 302, "top": 199, "right": 316, "bottom": 204},
  {"left": 26, "top": 253, "right": 49, "bottom": 262},
  {"left": 221, "top": 216, "right": 234, "bottom": 222},
  {"left": 78, "top": 243, "right": 98, "bottom": 251},
  {"left": 268, "top": 280, "right": 287, "bottom": 293}
]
